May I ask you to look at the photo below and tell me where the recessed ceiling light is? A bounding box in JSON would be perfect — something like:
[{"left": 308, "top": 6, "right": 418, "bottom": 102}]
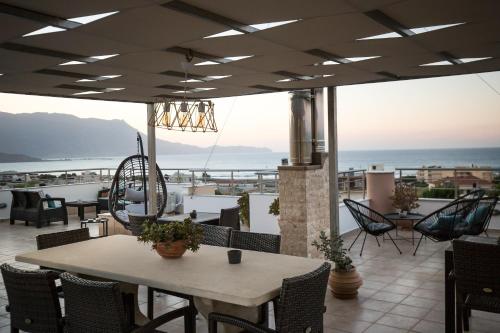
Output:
[
  {"left": 68, "top": 11, "right": 118, "bottom": 24},
  {"left": 59, "top": 60, "right": 86, "bottom": 66},
  {"left": 420, "top": 60, "right": 453, "bottom": 66},
  {"left": 322, "top": 74, "right": 334, "bottom": 77},
  {"left": 346, "top": 56, "right": 380, "bottom": 62},
  {"left": 195, "top": 61, "right": 219, "bottom": 66},
  {"left": 180, "top": 79, "right": 204, "bottom": 83},
  {"left": 173, "top": 90, "right": 192, "bottom": 93},
  {"left": 321, "top": 60, "right": 339, "bottom": 65},
  {"left": 76, "top": 79, "right": 96, "bottom": 82},
  {"left": 101, "top": 74, "right": 122, "bottom": 79},
  {"left": 276, "top": 78, "right": 294, "bottom": 82},
  {"left": 91, "top": 54, "right": 119, "bottom": 60},
  {"left": 195, "top": 87, "right": 216, "bottom": 91},
  {"left": 204, "top": 29, "right": 244, "bottom": 39},
  {"left": 73, "top": 91, "right": 104, "bottom": 95},
  {"left": 357, "top": 22, "right": 465, "bottom": 40},
  {"left": 23, "top": 26, "right": 66, "bottom": 37},
  {"left": 460, "top": 57, "right": 492, "bottom": 63},
  {"left": 106, "top": 88, "right": 125, "bottom": 91},
  {"left": 225, "top": 55, "right": 253, "bottom": 61},
  {"left": 206, "top": 75, "right": 231, "bottom": 80}
]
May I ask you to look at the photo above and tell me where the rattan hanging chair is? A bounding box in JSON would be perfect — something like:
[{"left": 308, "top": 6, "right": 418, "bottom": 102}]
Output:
[{"left": 108, "top": 134, "right": 167, "bottom": 228}]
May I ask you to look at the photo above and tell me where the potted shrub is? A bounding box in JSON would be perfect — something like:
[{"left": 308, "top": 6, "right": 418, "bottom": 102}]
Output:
[
  {"left": 138, "top": 218, "right": 203, "bottom": 258},
  {"left": 312, "top": 231, "right": 362, "bottom": 299},
  {"left": 268, "top": 197, "right": 279, "bottom": 216},
  {"left": 237, "top": 192, "right": 250, "bottom": 227},
  {"left": 391, "top": 183, "right": 420, "bottom": 217}
]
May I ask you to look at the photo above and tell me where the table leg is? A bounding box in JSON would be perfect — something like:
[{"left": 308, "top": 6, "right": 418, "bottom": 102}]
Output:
[
  {"left": 105, "top": 220, "right": 109, "bottom": 236},
  {"left": 445, "top": 250, "right": 455, "bottom": 333},
  {"left": 78, "top": 207, "right": 84, "bottom": 221}
]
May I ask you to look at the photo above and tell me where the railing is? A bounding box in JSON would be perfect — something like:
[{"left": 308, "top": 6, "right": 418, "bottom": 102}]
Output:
[{"left": 395, "top": 167, "right": 500, "bottom": 199}]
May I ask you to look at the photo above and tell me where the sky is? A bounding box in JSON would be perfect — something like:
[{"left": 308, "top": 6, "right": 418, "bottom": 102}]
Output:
[{"left": 0, "top": 71, "right": 499, "bottom": 152}]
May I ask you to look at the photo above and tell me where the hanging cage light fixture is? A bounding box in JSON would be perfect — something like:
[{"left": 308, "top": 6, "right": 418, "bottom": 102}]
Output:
[{"left": 150, "top": 49, "right": 217, "bottom": 133}]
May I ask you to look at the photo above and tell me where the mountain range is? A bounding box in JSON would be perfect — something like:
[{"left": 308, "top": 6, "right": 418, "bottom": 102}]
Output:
[{"left": 0, "top": 112, "right": 271, "bottom": 159}]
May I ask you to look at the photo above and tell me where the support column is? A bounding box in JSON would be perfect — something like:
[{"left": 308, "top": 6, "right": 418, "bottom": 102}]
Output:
[
  {"left": 147, "top": 103, "right": 158, "bottom": 214},
  {"left": 327, "top": 86, "right": 339, "bottom": 236}
]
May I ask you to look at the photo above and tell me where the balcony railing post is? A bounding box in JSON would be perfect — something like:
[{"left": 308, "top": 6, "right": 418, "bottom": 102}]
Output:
[
  {"left": 230, "top": 171, "right": 234, "bottom": 195},
  {"left": 274, "top": 173, "right": 278, "bottom": 194},
  {"left": 362, "top": 170, "right": 366, "bottom": 199},
  {"left": 99, "top": 169, "right": 103, "bottom": 182},
  {"left": 191, "top": 170, "right": 195, "bottom": 194},
  {"left": 108, "top": 169, "right": 111, "bottom": 184},
  {"left": 347, "top": 173, "right": 351, "bottom": 199},
  {"left": 454, "top": 169, "right": 458, "bottom": 198},
  {"left": 65, "top": 171, "right": 68, "bottom": 185},
  {"left": 258, "top": 174, "right": 263, "bottom": 193},
  {"left": 24, "top": 174, "right": 28, "bottom": 188},
  {"left": 399, "top": 169, "right": 403, "bottom": 184}
]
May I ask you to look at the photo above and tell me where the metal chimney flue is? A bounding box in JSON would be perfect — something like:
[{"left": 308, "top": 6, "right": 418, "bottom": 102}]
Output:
[
  {"left": 289, "top": 90, "right": 312, "bottom": 165},
  {"left": 311, "top": 88, "right": 325, "bottom": 153}
]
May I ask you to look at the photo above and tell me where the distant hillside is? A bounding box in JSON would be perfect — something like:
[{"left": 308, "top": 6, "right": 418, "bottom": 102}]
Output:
[
  {"left": 0, "top": 112, "right": 271, "bottom": 159},
  {"left": 0, "top": 152, "right": 41, "bottom": 163}
]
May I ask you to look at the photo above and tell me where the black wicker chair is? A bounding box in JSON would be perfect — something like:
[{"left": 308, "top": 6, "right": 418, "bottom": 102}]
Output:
[
  {"left": 229, "top": 230, "right": 281, "bottom": 254},
  {"left": 36, "top": 228, "right": 90, "bottom": 250},
  {"left": 219, "top": 206, "right": 240, "bottom": 230},
  {"left": 60, "top": 272, "right": 189, "bottom": 333},
  {"left": 208, "top": 262, "right": 331, "bottom": 333},
  {"left": 1, "top": 263, "right": 63, "bottom": 333},
  {"left": 201, "top": 224, "right": 232, "bottom": 247},
  {"left": 412, "top": 198, "right": 479, "bottom": 255},
  {"left": 343, "top": 199, "right": 402, "bottom": 256},
  {"left": 10, "top": 190, "right": 67, "bottom": 228},
  {"left": 452, "top": 239, "right": 500, "bottom": 333}
]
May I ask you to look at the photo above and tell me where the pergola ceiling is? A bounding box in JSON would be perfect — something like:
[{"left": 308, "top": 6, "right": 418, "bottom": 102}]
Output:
[{"left": 0, "top": 0, "right": 499, "bottom": 103}]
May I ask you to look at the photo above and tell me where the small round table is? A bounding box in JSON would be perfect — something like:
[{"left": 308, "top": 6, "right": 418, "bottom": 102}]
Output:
[
  {"left": 384, "top": 212, "right": 424, "bottom": 245},
  {"left": 80, "top": 217, "right": 109, "bottom": 237}
]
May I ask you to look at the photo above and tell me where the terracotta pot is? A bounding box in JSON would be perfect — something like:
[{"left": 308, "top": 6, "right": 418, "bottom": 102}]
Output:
[
  {"left": 155, "top": 240, "right": 187, "bottom": 258},
  {"left": 328, "top": 267, "right": 363, "bottom": 299}
]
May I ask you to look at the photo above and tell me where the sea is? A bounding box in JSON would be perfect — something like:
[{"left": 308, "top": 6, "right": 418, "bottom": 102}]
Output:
[{"left": 1, "top": 147, "right": 500, "bottom": 173}]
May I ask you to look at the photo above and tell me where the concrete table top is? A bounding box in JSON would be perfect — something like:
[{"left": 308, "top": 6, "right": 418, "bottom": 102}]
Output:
[{"left": 16, "top": 235, "right": 325, "bottom": 307}]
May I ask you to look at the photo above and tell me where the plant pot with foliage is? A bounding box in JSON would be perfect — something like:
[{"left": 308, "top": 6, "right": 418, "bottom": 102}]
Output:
[
  {"left": 391, "top": 183, "right": 420, "bottom": 217},
  {"left": 138, "top": 218, "right": 203, "bottom": 258},
  {"left": 312, "top": 231, "right": 362, "bottom": 299},
  {"left": 237, "top": 192, "right": 250, "bottom": 228}
]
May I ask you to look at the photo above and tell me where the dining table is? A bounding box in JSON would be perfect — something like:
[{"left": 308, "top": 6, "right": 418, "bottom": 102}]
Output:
[{"left": 16, "top": 235, "right": 325, "bottom": 333}]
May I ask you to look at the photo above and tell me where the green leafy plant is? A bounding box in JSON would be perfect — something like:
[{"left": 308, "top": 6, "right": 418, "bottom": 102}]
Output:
[
  {"left": 138, "top": 218, "right": 203, "bottom": 252},
  {"left": 390, "top": 183, "right": 420, "bottom": 212},
  {"left": 268, "top": 197, "right": 279, "bottom": 216},
  {"left": 237, "top": 192, "right": 249, "bottom": 226},
  {"left": 312, "top": 231, "right": 353, "bottom": 271}
]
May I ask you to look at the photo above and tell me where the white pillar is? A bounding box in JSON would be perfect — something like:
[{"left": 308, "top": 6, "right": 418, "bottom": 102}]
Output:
[
  {"left": 327, "top": 87, "right": 339, "bottom": 236},
  {"left": 147, "top": 103, "right": 158, "bottom": 214}
]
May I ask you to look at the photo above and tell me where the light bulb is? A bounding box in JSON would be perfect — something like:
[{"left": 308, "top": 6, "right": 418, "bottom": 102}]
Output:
[
  {"left": 162, "top": 103, "right": 171, "bottom": 127},
  {"left": 197, "top": 102, "right": 206, "bottom": 128},
  {"left": 179, "top": 102, "right": 189, "bottom": 127}
]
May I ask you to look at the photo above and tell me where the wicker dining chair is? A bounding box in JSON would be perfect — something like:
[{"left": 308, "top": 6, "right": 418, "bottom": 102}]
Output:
[
  {"left": 452, "top": 239, "right": 500, "bottom": 333},
  {"left": 208, "top": 262, "right": 331, "bottom": 333},
  {"left": 343, "top": 199, "right": 402, "bottom": 256},
  {"left": 201, "top": 224, "right": 232, "bottom": 247},
  {"left": 60, "top": 272, "right": 189, "bottom": 333},
  {"left": 1, "top": 263, "right": 63, "bottom": 333},
  {"left": 219, "top": 206, "right": 240, "bottom": 230},
  {"left": 229, "top": 230, "right": 281, "bottom": 254},
  {"left": 36, "top": 228, "right": 90, "bottom": 250}
]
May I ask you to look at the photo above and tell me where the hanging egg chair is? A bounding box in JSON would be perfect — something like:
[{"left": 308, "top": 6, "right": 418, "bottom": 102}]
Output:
[{"left": 108, "top": 133, "right": 167, "bottom": 229}]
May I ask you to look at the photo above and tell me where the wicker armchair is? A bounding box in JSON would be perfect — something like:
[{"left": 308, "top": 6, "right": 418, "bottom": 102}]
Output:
[
  {"left": 0, "top": 263, "right": 63, "bottom": 333},
  {"left": 208, "top": 262, "right": 331, "bottom": 333},
  {"left": 219, "top": 206, "right": 240, "bottom": 230},
  {"left": 343, "top": 199, "right": 402, "bottom": 256},
  {"left": 10, "top": 190, "right": 67, "bottom": 228},
  {"left": 36, "top": 228, "right": 90, "bottom": 250},
  {"left": 453, "top": 239, "right": 500, "bottom": 333},
  {"left": 229, "top": 230, "right": 281, "bottom": 254},
  {"left": 201, "top": 224, "right": 232, "bottom": 247},
  {"left": 412, "top": 199, "right": 478, "bottom": 255},
  {"left": 60, "top": 272, "right": 189, "bottom": 333}
]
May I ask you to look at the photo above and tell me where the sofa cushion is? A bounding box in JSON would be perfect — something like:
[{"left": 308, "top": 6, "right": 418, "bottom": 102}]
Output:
[
  {"left": 124, "top": 188, "right": 146, "bottom": 202},
  {"left": 465, "top": 204, "right": 490, "bottom": 234},
  {"left": 45, "top": 194, "right": 56, "bottom": 208}
]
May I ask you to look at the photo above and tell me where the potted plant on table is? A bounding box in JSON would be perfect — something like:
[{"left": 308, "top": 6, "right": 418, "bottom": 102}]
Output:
[
  {"left": 138, "top": 218, "right": 203, "bottom": 258},
  {"left": 312, "top": 231, "right": 362, "bottom": 299},
  {"left": 391, "top": 182, "right": 420, "bottom": 217}
]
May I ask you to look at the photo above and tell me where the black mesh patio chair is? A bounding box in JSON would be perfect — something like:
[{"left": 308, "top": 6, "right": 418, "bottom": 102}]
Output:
[
  {"left": 1, "top": 263, "right": 63, "bottom": 333},
  {"left": 412, "top": 198, "right": 479, "bottom": 255},
  {"left": 201, "top": 224, "right": 232, "bottom": 247},
  {"left": 60, "top": 272, "right": 189, "bottom": 333},
  {"left": 219, "top": 206, "right": 240, "bottom": 230},
  {"left": 343, "top": 199, "right": 402, "bottom": 256},
  {"left": 461, "top": 196, "right": 498, "bottom": 236},
  {"left": 36, "top": 228, "right": 90, "bottom": 250},
  {"left": 229, "top": 230, "right": 281, "bottom": 254},
  {"left": 452, "top": 239, "right": 500, "bottom": 333},
  {"left": 208, "top": 262, "right": 331, "bottom": 333}
]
